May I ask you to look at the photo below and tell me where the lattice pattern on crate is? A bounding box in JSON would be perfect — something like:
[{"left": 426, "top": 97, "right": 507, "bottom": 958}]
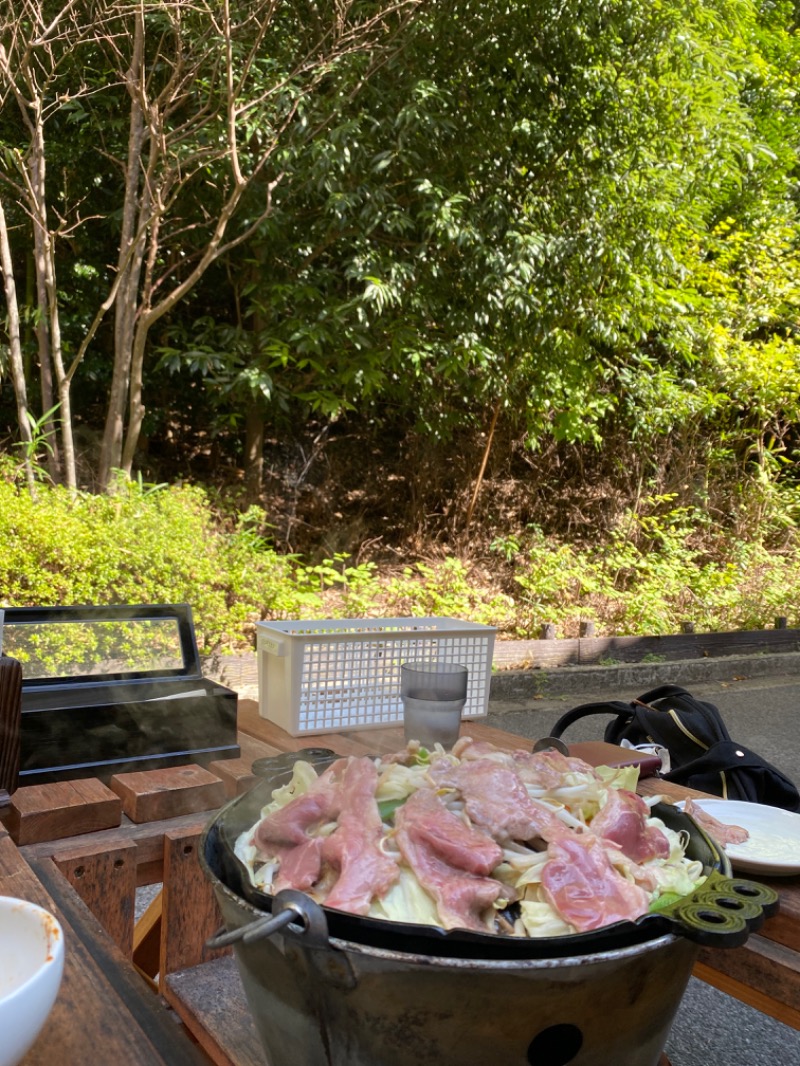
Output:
[{"left": 295, "top": 635, "right": 490, "bottom": 731}]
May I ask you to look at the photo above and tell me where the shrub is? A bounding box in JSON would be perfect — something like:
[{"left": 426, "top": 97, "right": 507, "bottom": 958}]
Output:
[{"left": 2, "top": 457, "right": 800, "bottom": 651}]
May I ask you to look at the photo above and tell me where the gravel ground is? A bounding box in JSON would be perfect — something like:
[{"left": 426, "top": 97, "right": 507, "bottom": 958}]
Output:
[{"left": 666, "top": 978, "right": 799, "bottom": 1066}]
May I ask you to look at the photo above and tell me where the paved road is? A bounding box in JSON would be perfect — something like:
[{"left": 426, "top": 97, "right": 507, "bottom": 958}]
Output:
[{"left": 486, "top": 673, "right": 800, "bottom": 1066}]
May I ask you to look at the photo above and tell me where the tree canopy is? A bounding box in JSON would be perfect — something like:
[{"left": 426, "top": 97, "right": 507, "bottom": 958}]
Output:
[{"left": 1, "top": 0, "right": 799, "bottom": 553}]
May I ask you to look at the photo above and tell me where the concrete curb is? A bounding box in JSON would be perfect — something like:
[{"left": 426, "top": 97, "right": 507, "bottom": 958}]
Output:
[{"left": 488, "top": 650, "right": 800, "bottom": 701}]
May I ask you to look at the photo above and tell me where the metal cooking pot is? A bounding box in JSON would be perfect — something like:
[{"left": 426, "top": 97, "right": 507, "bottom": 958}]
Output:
[{"left": 200, "top": 748, "right": 778, "bottom": 1066}]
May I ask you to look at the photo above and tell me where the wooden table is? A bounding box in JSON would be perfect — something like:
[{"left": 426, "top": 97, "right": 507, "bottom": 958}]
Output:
[
  {"left": 2, "top": 701, "right": 798, "bottom": 1065},
  {"left": 0, "top": 826, "right": 207, "bottom": 1064}
]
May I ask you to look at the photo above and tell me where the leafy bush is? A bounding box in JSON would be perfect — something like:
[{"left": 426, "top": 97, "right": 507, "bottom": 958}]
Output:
[
  {"left": 2, "top": 457, "right": 800, "bottom": 653},
  {"left": 505, "top": 494, "right": 800, "bottom": 636},
  {"left": 0, "top": 461, "right": 297, "bottom": 651}
]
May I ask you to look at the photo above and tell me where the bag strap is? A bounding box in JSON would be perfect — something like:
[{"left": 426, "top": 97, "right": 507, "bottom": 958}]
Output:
[
  {"left": 634, "top": 684, "right": 732, "bottom": 743},
  {"left": 635, "top": 684, "right": 697, "bottom": 705},
  {"left": 549, "top": 700, "right": 637, "bottom": 739}
]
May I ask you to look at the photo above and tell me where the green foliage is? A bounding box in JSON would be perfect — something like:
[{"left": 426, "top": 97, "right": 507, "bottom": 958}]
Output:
[
  {"left": 5, "top": 617, "right": 188, "bottom": 679},
  {"left": 0, "top": 459, "right": 514, "bottom": 646},
  {"left": 0, "top": 458, "right": 292, "bottom": 651},
  {"left": 5, "top": 0, "right": 800, "bottom": 599},
  {"left": 4, "top": 458, "right": 800, "bottom": 651},
  {"left": 377, "top": 559, "right": 517, "bottom": 627},
  {"left": 147, "top": 0, "right": 800, "bottom": 464},
  {"left": 508, "top": 492, "right": 800, "bottom": 637}
]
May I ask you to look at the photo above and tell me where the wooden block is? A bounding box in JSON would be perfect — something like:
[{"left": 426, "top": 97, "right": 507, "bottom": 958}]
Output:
[
  {"left": 760, "top": 874, "right": 800, "bottom": 953},
  {"left": 208, "top": 757, "right": 257, "bottom": 798},
  {"left": 54, "top": 840, "right": 137, "bottom": 956},
  {"left": 7, "top": 778, "right": 122, "bottom": 845},
  {"left": 160, "top": 828, "right": 229, "bottom": 980},
  {"left": 109, "top": 764, "right": 226, "bottom": 823}
]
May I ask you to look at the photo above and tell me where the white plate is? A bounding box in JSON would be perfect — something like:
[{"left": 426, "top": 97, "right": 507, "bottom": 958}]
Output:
[{"left": 677, "top": 798, "right": 800, "bottom": 877}]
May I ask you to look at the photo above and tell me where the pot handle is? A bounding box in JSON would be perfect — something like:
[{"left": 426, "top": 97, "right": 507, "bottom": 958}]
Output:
[
  {"left": 659, "top": 872, "right": 779, "bottom": 948},
  {"left": 532, "top": 737, "right": 570, "bottom": 756},
  {"left": 206, "top": 889, "right": 332, "bottom": 950}
]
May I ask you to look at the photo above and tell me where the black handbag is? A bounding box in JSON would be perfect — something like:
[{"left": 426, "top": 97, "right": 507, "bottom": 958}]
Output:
[{"left": 550, "top": 683, "right": 800, "bottom": 812}]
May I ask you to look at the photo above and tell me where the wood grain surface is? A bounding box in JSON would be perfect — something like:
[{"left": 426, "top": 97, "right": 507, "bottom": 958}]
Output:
[
  {"left": 54, "top": 839, "right": 137, "bottom": 955},
  {"left": 160, "top": 828, "right": 229, "bottom": 980},
  {"left": 0, "top": 829, "right": 207, "bottom": 1065},
  {"left": 109, "top": 764, "right": 226, "bottom": 823},
  {"left": 7, "top": 778, "right": 122, "bottom": 844}
]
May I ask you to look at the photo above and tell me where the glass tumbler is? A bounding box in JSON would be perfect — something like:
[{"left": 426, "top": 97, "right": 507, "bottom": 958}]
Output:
[{"left": 400, "top": 661, "right": 468, "bottom": 748}]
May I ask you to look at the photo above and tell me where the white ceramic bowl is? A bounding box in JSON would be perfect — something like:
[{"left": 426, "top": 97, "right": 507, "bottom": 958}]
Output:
[{"left": 0, "top": 896, "right": 65, "bottom": 1066}]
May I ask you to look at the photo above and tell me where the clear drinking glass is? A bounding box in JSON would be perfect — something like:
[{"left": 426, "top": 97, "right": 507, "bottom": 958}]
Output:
[{"left": 400, "top": 661, "right": 468, "bottom": 748}]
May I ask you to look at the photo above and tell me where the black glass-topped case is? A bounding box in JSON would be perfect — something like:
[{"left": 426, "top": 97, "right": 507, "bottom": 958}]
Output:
[{"left": 0, "top": 604, "right": 239, "bottom": 785}]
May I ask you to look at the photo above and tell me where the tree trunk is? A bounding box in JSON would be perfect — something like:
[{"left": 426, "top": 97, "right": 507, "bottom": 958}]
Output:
[
  {"left": 42, "top": 228, "right": 77, "bottom": 491},
  {"left": 33, "top": 244, "right": 59, "bottom": 482},
  {"left": 3, "top": 0, "right": 424, "bottom": 493},
  {"left": 27, "top": 128, "right": 64, "bottom": 484},
  {"left": 244, "top": 402, "right": 265, "bottom": 501},
  {"left": 119, "top": 180, "right": 249, "bottom": 476},
  {"left": 120, "top": 310, "right": 151, "bottom": 475},
  {"left": 242, "top": 302, "right": 266, "bottom": 500},
  {"left": 462, "top": 397, "right": 502, "bottom": 540},
  {"left": 0, "top": 195, "right": 36, "bottom": 495},
  {"left": 99, "top": 9, "right": 147, "bottom": 490},
  {"left": 26, "top": 116, "right": 77, "bottom": 490}
]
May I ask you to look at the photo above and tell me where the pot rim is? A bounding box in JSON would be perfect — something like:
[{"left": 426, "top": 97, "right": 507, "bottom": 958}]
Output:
[{"left": 206, "top": 849, "right": 684, "bottom": 970}]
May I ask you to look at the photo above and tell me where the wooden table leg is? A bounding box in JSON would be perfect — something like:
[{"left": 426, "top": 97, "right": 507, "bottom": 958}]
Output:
[
  {"left": 54, "top": 839, "right": 137, "bottom": 955},
  {"left": 160, "top": 828, "right": 229, "bottom": 986}
]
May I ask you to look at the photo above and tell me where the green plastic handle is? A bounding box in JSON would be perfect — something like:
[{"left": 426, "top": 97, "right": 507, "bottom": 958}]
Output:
[{"left": 661, "top": 870, "right": 779, "bottom": 947}]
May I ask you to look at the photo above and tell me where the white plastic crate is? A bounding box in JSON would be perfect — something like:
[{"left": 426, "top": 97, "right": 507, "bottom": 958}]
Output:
[{"left": 256, "top": 617, "right": 495, "bottom": 736}]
